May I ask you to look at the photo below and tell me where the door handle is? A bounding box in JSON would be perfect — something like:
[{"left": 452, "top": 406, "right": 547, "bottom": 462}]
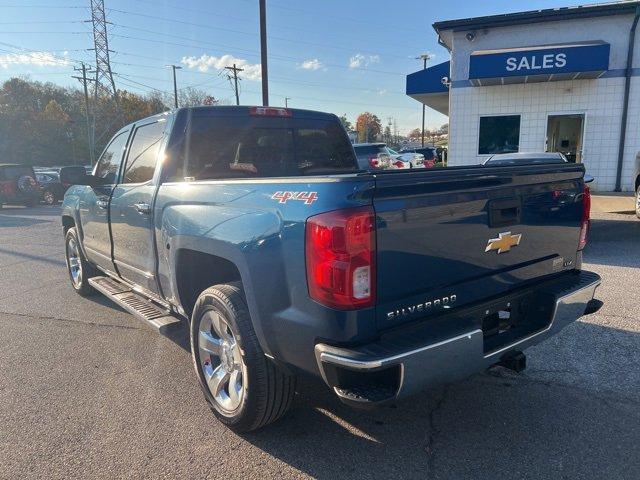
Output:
[
  {"left": 96, "top": 199, "right": 108, "bottom": 209},
  {"left": 134, "top": 202, "right": 151, "bottom": 215}
]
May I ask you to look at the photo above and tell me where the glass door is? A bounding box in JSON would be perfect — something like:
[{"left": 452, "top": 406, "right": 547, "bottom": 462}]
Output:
[{"left": 546, "top": 114, "right": 585, "bottom": 163}]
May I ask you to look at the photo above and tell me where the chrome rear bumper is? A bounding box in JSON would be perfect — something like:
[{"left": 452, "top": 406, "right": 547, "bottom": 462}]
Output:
[{"left": 315, "top": 271, "right": 601, "bottom": 407}]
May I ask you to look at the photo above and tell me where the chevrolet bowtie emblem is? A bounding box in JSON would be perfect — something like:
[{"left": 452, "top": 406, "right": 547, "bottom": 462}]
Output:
[{"left": 485, "top": 231, "right": 522, "bottom": 254}]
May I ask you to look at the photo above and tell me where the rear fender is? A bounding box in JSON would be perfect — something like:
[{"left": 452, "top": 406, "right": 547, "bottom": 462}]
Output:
[{"left": 160, "top": 204, "right": 287, "bottom": 356}]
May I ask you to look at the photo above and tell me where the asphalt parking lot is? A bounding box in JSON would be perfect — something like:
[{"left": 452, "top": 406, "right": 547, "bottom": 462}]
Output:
[{"left": 0, "top": 205, "right": 639, "bottom": 479}]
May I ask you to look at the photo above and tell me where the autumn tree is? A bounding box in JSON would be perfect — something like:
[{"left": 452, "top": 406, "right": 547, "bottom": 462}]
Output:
[
  {"left": 355, "top": 112, "right": 381, "bottom": 143},
  {"left": 408, "top": 128, "right": 422, "bottom": 141},
  {"left": 0, "top": 77, "right": 171, "bottom": 167}
]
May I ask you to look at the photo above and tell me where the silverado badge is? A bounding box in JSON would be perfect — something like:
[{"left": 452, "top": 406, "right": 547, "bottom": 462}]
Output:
[{"left": 485, "top": 231, "right": 522, "bottom": 254}]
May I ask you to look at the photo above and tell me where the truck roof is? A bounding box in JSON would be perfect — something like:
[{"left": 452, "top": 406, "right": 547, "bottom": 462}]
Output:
[{"left": 181, "top": 105, "right": 338, "bottom": 120}]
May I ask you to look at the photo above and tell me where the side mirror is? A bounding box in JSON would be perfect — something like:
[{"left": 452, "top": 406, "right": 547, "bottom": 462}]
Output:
[
  {"left": 59, "top": 166, "right": 104, "bottom": 187},
  {"left": 584, "top": 174, "right": 594, "bottom": 184}
]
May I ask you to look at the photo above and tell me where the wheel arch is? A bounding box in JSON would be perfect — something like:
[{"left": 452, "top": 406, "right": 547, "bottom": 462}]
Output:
[
  {"left": 62, "top": 214, "right": 75, "bottom": 234},
  {"left": 174, "top": 248, "right": 243, "bottom": 318}
]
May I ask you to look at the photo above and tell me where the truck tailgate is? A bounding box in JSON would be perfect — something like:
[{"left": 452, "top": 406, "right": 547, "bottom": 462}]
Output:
[{"left": 373, "top": 164, "right": 586, "bottom": 330}]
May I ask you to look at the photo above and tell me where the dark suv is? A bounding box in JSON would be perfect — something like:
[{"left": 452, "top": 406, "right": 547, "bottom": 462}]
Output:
[{"left": 0, "top": 164, "right": 41, "bottom": 208}]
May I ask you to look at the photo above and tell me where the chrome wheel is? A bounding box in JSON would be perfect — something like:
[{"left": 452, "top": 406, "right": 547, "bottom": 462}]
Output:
[
  {"left": 198, "top": 310, "right": 246, "bottom": 413},
  {"left": 66, "top": 237, "right": 82, "bottom": 288}
]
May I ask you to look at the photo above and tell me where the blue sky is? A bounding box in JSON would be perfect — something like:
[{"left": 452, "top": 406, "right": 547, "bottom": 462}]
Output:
[{"left": 0, "top": 0, "right": 588, "bottom": 133}]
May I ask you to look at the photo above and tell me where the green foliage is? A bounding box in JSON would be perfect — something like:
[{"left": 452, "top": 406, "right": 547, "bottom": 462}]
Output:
[
  {"left": 338, "top": 114, "right": 353, "bottom": 133},
  {"left": 0, "top": 77, "right": 169, "bottom": 167}
]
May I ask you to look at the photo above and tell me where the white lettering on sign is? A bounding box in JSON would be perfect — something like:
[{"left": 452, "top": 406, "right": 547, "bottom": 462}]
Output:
[{"left": 505, "top": 53, "right": 567, "bottom": 72}]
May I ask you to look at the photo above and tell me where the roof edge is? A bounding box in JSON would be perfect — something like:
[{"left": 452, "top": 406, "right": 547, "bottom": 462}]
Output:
[{"left": 433, "top": 1, "right": 640, "bottom": 33}]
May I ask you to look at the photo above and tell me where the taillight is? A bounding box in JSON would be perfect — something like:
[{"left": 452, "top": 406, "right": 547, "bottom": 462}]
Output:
[
  {"left": 578, "top": 184, "right": 591, "bottom": 250},
  {"left": 249, "top": 106, "right": 292, "bottom": 117},
  {"left": 305, "top": 206, "right": 376, "bottom": 310},
  {"left": 393, "top": 160, "right": 404, "bottom": 168}
]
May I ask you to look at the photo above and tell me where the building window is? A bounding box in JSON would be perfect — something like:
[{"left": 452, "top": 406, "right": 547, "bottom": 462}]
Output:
[{"left": 478, "top": 115, "right": 521, "bottom": 155}]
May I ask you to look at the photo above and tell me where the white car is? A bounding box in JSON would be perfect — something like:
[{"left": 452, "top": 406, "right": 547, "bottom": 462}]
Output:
[{"left": 387, "top": 148, "right": 425, "bottom": 168}]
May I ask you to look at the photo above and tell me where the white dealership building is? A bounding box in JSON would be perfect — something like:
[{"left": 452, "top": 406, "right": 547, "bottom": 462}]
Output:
[{"left": 407, "top": 1, "right": 640, "bottom": 191}]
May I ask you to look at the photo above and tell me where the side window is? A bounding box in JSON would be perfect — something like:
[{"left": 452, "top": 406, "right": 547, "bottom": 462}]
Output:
[
  {"left": 94, "top": 131, "right": 129, "bottom": 184},
  {"left": 123, "top": 121, "right": 165, "bottom": 184}
]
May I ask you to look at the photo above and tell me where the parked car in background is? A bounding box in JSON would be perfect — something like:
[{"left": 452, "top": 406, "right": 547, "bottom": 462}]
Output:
[
  {"left": 352, "top": 143, "right": 392, "bottom": 170},
  {"left": 0, "top": 164, "right": 41, "bottom": 208},
  {"left": 400, "top": 146, "right": 438, "bottom": 168},
  {"left": 387, "top": 148, "right": 426, "bottom": 168},
  {"left": 36, "top": 171, "right": 66, "bottom": 205}
]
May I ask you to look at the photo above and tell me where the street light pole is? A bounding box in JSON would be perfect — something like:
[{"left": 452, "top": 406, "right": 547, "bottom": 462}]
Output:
[
  {"left": 285, "top": 97, "right": 290, "bottom": 108},
  {"left": 416, "top": 53, "right": 432, "bottom": 148},
  {"left": 259, "top": 0, "right": 269, "bottom": 106},
  {"left": 167, "top": 65, "right": 182, "bottom": 109}
]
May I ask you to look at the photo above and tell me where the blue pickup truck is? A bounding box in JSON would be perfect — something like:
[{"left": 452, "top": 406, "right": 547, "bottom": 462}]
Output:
[{"left": 61, "top": 106, "right": 601, "bottom": 432}]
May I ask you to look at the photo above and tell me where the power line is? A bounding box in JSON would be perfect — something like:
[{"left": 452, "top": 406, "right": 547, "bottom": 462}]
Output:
[
  {"left": 124, "top": 0, "right": 420, "bottom": 50},
  {"left": 237, "top": 0, "right": 427, "bottom": 34},
  {"left": 108, "top": 32, "right": 405, "bottom": 77},
  {"left": 107, "top": 8, "right": 412, "bottom": 61},
  {"left": 0, "top": 21, "right": 85, "bottom": 25}
]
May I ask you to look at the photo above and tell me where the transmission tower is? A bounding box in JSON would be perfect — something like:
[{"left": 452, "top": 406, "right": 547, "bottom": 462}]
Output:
[{"left": 88, "top": 0, "right": 122, "bottom": 154}]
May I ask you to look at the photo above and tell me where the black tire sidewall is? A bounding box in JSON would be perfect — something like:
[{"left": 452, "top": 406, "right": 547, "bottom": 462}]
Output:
[
  {"left": 64, "top": 227, "right": 95, "bottom": 296},
  {"left": 190, "top": 286, "right": 264, "bottom": 430}
]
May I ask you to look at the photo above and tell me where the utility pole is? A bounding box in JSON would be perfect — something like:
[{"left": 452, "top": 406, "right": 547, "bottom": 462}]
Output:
[
  {"left": 166, "top": 64, "right": 182, "bottom": 108},
  {"left": 284, "top": 97, "right": 290, "bottom": 108},
  {"left": 72, "top": 62, "right": 96, "bottom": 165},
  {"left": 416, "top": 53, "right": 432, "bottom": 148},
  {"left": 259, "top": 0, "right": 269, "bottom": 106},
  {"left": 225, "top": 64, "right": 244, "bottom": 105}
]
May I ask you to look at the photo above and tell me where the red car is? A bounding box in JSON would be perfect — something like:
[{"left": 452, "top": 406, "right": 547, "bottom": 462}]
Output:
[{"left": 0, "top": 164, "right": 41, "bottom": 208}]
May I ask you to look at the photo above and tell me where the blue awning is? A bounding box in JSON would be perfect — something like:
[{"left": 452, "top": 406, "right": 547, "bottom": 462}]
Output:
[
  {"left": 406, "top": 61, "right": 450, "bottom": 115},
  {"left": 406, "top": 61, "right": 450, "bottom": 95},
  {"left": 469, "top": 41, "right": 610, "bottom": 86}
]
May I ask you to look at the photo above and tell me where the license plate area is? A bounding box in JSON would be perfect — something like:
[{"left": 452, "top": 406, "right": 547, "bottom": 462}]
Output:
[{"left": 480, "top": 290, "right": 554, "bottom": 354}]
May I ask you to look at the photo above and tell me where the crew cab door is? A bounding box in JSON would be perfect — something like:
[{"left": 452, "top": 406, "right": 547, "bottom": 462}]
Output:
[
  {"left": 109, "top": 119, "right": 166, "bottom": 294},
  {"left": 79, "top": 129, "right": 130, "bottom": 273}
]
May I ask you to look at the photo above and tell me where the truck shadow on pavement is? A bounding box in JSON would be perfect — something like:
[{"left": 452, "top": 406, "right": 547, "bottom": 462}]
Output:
[{"left": 240, "top": 321, "right": 640, "bottom": 480}]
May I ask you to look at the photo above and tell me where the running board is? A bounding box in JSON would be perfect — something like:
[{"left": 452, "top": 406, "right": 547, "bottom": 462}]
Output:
[{"left": 89, "top": 276, "right": 182, "bottom": 332}]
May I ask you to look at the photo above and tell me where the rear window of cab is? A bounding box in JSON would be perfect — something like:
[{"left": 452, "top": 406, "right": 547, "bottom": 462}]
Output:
[{"left": 168, "top": 114, "right": 358, "bottom": 181}]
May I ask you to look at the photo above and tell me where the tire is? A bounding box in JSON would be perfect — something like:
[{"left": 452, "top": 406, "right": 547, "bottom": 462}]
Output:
[
  {"left": 43, "top": 189, "right": 56, "bottom": 205},
  {"left": 190, "top": 283, "right": 296, "bottom": 432},
  {"left": 64, "top": 227, "right": 97, "bottom": 297},
  {"left": 636, "top": 186, "right": 640, "bottom": 219}
]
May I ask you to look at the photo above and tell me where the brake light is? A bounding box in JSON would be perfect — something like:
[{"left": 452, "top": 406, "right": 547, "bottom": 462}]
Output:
[
  {"left": 249, "top": 106, "right": 292, "bottom": 117},
  {"left": 305, "top": 206, "right": 376, "bottom": 310},
  {"left": 578, "top": 184, "right": 591, "bottom": 250}
]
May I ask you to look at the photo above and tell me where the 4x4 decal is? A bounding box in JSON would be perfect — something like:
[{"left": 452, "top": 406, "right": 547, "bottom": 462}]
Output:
[{"left": 271, "top": 191, "right": 318, "bottom": 205}]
